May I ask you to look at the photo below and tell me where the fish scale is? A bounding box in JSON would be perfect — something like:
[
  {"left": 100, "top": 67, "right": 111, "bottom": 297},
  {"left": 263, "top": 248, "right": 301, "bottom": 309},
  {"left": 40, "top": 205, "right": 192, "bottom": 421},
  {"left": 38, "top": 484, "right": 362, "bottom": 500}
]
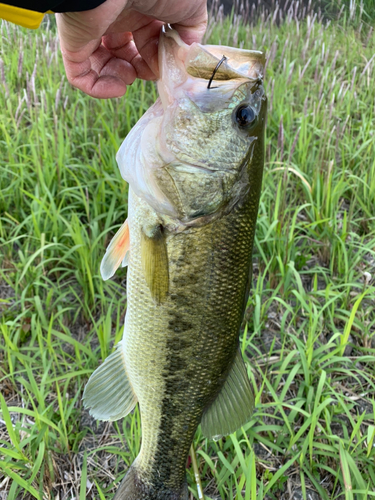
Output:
[
  {"left": 83, "top": 25, "right": 267, "bottom": 500},
  {"left": 120, "top": 177, "right": 262, "bottom": 498}
]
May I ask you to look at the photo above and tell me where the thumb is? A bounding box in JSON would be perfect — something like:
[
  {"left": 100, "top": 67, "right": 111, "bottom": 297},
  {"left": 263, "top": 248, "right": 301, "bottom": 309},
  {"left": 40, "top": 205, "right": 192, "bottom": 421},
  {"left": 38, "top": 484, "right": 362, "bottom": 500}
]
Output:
[{"left": 172, "top": 20, "right": 207, "bottom": 46}]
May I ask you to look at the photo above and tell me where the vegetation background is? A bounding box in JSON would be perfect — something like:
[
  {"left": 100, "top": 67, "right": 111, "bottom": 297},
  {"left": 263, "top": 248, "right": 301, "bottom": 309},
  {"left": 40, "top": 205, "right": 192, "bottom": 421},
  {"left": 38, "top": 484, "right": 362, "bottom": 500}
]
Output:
[{"left": 1, "top": 0, "right": 375, "bottom": 498}]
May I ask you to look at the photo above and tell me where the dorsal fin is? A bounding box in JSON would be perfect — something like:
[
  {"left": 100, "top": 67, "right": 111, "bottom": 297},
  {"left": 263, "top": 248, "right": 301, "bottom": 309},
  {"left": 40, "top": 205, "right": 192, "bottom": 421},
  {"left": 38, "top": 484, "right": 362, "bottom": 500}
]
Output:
[{"left": 100, "top": 219, "right": 130, "bottom": 281}]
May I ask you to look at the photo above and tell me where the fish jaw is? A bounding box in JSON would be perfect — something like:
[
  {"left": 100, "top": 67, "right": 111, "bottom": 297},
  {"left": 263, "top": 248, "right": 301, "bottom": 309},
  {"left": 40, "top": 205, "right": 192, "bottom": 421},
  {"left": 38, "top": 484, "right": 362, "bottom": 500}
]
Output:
[
  {"left": 158, "top": 23, "right": 265, "bottom": 109},
  {"left": 117, "top": 26, "right": 267, "bottom": 224}
]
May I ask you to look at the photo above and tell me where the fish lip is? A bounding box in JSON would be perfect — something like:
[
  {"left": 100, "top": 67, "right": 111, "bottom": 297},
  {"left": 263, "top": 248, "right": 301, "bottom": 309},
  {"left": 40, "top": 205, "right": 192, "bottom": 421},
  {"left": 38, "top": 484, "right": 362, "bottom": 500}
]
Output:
[{"left": 158, "top": 24, "right": 266, "bottom": 110}]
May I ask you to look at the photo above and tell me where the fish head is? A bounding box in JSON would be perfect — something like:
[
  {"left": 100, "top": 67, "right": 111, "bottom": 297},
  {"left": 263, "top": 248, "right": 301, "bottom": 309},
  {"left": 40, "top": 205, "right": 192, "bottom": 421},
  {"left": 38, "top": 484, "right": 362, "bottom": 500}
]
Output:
[{"left": 117, "top": 26, "right": 267, "bottom": 223}]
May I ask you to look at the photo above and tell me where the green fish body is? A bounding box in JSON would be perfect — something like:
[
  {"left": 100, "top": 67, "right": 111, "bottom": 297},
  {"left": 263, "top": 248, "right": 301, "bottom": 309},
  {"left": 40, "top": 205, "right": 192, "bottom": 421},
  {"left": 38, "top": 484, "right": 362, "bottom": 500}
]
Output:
[{"left": 83, "top": 26, "right": 267, "bottom": 500}]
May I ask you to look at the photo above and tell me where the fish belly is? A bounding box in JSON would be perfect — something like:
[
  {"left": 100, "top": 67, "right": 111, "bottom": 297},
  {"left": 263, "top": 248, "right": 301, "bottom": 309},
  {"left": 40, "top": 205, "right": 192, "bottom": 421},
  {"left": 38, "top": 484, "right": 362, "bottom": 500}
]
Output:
[{"left": 116, "top": 188, "right": 257, "bottom": 499}]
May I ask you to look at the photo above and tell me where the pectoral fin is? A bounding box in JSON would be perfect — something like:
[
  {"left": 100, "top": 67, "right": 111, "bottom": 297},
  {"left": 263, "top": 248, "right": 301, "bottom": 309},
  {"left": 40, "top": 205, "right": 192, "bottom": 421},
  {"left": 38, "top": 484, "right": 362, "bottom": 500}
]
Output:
[
  {"left": 141, "top": 225, "right": 169, "bottom": 304},
  {"left": 122, "top": 252, "right": 130, "bottom": 268},
  {"left": 82, "top": 342, "right": 137, "bottom": 421},
  {"left": 100, "top": 219, "right": 130, "bottom": 280},
  {"left": 201, "top": 349, "right": 254, "bottom": 439}
]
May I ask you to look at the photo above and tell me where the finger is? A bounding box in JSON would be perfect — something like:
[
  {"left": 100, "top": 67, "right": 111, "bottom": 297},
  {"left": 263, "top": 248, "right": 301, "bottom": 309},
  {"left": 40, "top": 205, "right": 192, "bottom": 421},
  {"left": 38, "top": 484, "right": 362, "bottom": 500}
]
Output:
[
  {"left": 56, "top": 3, "right": 127, "bottom": 53},
  {"left": 173, "top": 20, "right": 207, "bottom": 46},
  {"left": 132, "top": 19, "right": 164, "bottom": 78},
  {"left": 127, "top": 0, "right": 208, "bottom": 46},
  {"left": 56, "top": 9, "right": 137, "bottom": 98},
  {"left": 62, "top": 43, "right": 137, "bottom": 98},
  {"left": 172, "top": 1, "right": 208, "bottom": 45},
  {"left": 102, "top": 32, "right": 156, "bottom": 80}
]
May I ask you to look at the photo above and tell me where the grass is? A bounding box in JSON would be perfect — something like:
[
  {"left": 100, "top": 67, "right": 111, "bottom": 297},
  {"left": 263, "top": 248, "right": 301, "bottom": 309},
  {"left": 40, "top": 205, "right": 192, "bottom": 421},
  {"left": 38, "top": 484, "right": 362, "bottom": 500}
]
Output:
[{"left": 1, "top": 0, "right": 375, "bottom": 498}]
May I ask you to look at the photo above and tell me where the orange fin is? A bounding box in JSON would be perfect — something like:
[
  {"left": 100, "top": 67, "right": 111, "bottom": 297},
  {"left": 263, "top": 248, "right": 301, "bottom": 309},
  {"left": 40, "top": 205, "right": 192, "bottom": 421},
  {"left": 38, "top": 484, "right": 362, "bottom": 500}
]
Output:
[{"left": 100, "top": 219, "right": 130, "bottom": 281}]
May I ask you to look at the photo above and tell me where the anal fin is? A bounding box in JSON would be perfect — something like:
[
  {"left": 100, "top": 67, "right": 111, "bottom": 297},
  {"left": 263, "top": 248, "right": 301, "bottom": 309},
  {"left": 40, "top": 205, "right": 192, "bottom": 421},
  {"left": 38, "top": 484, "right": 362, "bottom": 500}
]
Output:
[
  {"left": 82, "top": 342, "right": 137, "bottom": 421},
  {"left": 201, "top": 349, "right": 254, "bottom": 439},
  {"left": 141, "top": 225, "right": 169, "bottom": 304},
  {"left": 100, "top": 219, "right": 130, "bottom": 281}
]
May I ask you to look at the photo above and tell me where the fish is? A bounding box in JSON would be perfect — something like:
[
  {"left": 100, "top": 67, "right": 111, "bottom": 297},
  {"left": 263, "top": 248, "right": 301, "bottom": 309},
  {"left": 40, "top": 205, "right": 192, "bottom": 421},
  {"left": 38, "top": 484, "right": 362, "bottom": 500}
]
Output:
[{"left": 82, "top": 25, "right": 267, "bottom": 500}]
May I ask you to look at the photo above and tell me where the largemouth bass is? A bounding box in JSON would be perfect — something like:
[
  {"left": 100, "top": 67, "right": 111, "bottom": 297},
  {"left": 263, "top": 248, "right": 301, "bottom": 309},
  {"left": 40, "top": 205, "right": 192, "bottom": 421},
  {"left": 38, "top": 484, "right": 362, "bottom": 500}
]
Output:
[{"left": 83, "top": 25, "right": 267, "bottom": 500}]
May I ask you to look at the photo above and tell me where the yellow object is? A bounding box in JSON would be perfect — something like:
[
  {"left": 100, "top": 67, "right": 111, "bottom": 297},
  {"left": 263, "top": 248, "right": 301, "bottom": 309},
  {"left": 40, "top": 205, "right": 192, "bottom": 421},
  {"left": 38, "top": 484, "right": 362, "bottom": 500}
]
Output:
[{"left": 0, "top": 3, "right": 45, "bottom": 29}]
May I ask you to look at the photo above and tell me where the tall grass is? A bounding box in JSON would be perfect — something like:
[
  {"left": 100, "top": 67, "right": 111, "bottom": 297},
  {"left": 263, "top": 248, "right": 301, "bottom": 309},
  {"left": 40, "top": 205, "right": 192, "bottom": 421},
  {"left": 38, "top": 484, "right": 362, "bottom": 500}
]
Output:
[{"left": 1, "top": 1, "right": 375, "bottom": 498}]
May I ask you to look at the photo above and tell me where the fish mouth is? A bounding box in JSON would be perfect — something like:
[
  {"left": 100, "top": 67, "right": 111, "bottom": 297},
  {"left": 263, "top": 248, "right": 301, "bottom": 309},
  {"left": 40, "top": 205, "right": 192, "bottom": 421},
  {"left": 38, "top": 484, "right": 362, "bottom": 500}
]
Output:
[{"left": 158, "top": 24, "right": 265, "bottom": 110}]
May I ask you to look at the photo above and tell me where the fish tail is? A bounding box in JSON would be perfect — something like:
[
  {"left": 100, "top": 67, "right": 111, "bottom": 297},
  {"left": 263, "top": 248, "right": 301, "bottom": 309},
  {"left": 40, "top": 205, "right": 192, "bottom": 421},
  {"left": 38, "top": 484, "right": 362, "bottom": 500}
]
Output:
[{"left": 113, "top": 465, "right": 189, "bottom": 500}]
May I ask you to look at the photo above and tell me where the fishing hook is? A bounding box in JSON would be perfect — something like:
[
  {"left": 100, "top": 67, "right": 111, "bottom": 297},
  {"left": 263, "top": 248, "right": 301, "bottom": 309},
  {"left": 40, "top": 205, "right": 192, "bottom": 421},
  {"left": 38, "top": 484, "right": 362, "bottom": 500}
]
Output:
[{"left": 207, "top": 55, "right": 227, "bottom": 89}]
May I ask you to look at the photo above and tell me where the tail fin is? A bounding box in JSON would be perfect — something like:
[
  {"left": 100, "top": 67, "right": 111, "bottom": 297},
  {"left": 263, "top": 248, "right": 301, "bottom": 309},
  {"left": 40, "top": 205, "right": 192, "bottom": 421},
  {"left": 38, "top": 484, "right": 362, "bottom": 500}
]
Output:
[{"left": 113, "top": 465, "right": 189, "bottom": 500}]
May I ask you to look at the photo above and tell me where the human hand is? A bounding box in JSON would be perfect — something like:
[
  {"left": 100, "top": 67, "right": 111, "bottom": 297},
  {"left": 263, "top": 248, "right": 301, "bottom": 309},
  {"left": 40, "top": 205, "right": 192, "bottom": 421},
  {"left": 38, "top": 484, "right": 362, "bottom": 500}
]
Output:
[{"left": 56, "top": 0, "right": 207, "bottom": 98}]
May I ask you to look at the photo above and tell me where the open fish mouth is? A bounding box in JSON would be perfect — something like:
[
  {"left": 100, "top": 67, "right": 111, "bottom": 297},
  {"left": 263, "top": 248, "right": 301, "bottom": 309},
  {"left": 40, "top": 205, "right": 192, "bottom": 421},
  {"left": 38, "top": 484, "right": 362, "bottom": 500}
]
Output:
[{"left": 158, "top": 24, "right": 265, "bottom": 109}]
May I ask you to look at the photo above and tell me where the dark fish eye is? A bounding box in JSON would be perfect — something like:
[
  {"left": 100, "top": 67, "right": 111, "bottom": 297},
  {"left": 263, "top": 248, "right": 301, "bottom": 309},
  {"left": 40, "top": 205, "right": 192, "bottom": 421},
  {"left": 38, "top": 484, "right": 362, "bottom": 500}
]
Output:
[{"left": 235, "top": 105, "right": 256, "bottom": 128}]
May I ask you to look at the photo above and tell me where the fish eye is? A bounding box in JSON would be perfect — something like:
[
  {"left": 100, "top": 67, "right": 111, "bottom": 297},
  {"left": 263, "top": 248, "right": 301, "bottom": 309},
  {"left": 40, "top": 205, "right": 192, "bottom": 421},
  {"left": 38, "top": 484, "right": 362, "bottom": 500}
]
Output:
[{"left": 235, "top": 105, "right": 257, "bottom": 128}]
